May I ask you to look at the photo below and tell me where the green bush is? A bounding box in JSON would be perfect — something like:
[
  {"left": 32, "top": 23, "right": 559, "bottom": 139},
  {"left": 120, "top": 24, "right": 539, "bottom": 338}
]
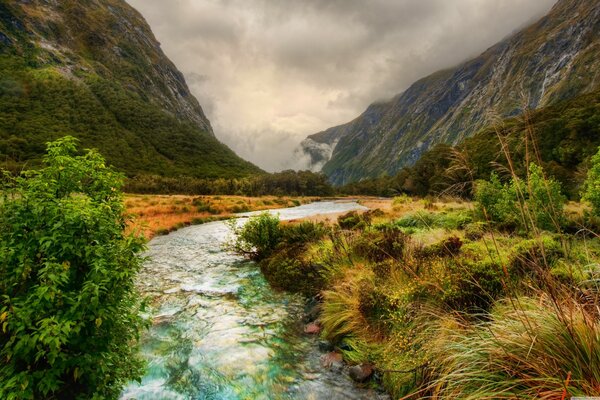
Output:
[
  {"left": 232, "top": 212, "right": 282, "bottom": 260},
  {"left": 352, "top": 225, "right": 408, "bottom": 263},
  {"left": 394, "top": 210, "right": 471, "bottom": 231},
  {"left": 280, "top": 221, "right": 329, "bottom": 245},
  {"left": 444, "top": 259, "right": 504, "bottom": 311},
  {"left": 475, "top": 164, "right": 566, "bottom": 232},
  {"left": 509, "top": 235, "right": 564, "bottom": 275},
  {"left": 338, "top": 211, "right": 371, "bottom": 230},
  {"left": 583, "top": 146, "right": 600, "bottom": 216},
  {"left": 260, "top": 251, "right": 325, "bottom": 296},
  {"left": 0, "top": 137, "right": 147, "bottom": 399}
]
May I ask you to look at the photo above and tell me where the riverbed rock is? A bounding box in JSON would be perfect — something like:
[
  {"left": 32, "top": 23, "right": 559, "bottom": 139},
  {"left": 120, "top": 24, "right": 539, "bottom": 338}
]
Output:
[
  {"left": 320, "top": 351, "right": 344, "bottom": 371},
  {"left": 304, "top": 322, "right": 321, "bottom": 334},
  {"left": 349, "top": 364, "right": 374, "bottom": 383}
]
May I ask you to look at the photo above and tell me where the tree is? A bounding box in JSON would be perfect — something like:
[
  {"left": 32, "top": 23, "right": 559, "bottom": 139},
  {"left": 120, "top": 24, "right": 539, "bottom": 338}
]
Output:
[{"left": 0, "top": 137, "right": 147, "bottom": 399}]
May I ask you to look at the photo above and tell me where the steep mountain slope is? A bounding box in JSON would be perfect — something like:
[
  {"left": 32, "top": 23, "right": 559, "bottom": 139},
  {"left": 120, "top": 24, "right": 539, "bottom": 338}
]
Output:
[
  {"left": 0, "top": 0, "right": 261, "bottom": 178},
  {"left": 303, "top": 0, "right": 600, "bottom": 185}
]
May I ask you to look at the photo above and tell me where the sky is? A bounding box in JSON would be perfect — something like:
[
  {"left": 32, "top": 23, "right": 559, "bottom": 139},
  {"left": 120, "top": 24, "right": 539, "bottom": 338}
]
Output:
[{"left": 127, "top": 0, "right": 558, "bottom": 172}]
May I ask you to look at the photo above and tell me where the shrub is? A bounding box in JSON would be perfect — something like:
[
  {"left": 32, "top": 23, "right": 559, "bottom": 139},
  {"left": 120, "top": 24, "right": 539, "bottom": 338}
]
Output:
[
  {"left": 474, "top": 174, "right": 521, "bottom": 230},
  {"left": 0, "top": 137, "right": 147, "bottom": 399},
  {"left": 353, "top": 225, "right": 409, "bottom": 263},
  {"left": 444, "top": 259, "right": 505, "bottom": 310},
  {"left": 260, "top": 250, "right": 325, "bottom": 296},
  {"left": 280, "top": 221, "right": 329, "bottom": 245},
  {"left": 338, "top": 211, "right": 371, "bottom": 230},
  {"left": 583, "top": 146, "right": 600, "bottom": 216},
  {"left": 475, "top": 164, "right": 566, "bottom": 233},
  {"left": 509, "top": 235, "right": 564, "bottom": 275},
  {"left": 231, "top": 212, "right": 282, "bottom": 260}
]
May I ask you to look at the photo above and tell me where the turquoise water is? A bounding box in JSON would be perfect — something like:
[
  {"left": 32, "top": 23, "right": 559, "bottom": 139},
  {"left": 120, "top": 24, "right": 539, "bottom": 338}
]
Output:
[{"left": 121, "top": 201, "right": 387, "bottom": 400}]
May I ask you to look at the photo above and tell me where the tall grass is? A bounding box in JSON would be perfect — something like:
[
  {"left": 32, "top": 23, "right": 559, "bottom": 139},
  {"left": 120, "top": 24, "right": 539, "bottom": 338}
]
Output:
[{"left": 428, "top": 297, "right": 600, "bottom": 399}]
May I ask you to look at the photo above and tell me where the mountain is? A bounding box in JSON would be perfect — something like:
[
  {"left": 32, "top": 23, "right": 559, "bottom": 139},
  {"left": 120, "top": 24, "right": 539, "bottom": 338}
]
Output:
[
  {"left": 302, "top": 0, "right": 600, "bottom": 185},
  {"left": 0, "top": 0, "right": 261, "bottom": 178}
]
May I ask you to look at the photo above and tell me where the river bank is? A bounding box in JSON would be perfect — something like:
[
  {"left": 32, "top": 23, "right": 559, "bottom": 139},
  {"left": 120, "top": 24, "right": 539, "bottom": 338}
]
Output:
[{"left": 232, "top": 196, "right": 600, "bottom": 398}]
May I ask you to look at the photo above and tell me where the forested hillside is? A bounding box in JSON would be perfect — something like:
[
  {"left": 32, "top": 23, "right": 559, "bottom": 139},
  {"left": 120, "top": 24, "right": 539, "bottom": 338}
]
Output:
[{"left": 0, "top": 0, "right": 261, "bottom": 178}]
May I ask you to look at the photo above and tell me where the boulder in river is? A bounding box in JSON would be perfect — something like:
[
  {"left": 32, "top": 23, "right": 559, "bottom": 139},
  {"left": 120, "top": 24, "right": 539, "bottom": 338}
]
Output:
[
  {"left": 349, "top": 364, "right": 374, "bottom": 383},
  {"left": 304, "top": 322, "right": 321, "bottom": 334}
]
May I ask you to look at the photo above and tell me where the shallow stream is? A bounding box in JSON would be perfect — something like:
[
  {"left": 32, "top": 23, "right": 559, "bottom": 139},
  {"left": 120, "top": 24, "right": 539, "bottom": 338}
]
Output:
[{"left": 121, "top": 201, "right": 388, "bottom": 400}]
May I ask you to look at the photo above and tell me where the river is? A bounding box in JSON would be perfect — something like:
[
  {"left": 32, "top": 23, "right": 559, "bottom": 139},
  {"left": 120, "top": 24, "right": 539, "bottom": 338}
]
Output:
[{"left": 121, "top": 201, "right": 389, "bottom": 400}]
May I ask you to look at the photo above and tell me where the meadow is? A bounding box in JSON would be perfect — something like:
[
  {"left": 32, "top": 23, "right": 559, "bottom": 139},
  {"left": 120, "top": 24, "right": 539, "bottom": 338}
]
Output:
[{"left": 124, "top": 194, "right": 319, "bottom": 238}]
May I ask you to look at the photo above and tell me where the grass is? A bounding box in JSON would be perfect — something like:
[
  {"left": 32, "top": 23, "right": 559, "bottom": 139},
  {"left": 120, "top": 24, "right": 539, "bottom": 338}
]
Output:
[{"left": 232, "top": 190, "right": 600, "bottom": 398}]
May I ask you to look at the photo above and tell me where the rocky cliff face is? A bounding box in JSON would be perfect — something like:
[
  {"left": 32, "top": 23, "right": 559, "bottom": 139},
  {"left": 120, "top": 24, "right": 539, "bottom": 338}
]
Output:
[
  {"left": 302, "top": 0, "right": 600, "bottom": 185},
  {"left": 0, "top": 0, "right": 261, "bottom": 178},
  {"left": 4, "top": 0, "right": 213, "bottom": 134}
]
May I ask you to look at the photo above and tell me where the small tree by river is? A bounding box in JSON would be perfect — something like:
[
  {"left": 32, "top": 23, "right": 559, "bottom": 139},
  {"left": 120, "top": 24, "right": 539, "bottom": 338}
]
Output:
[{"left": 0, "top": 137, "right": 147, "bottom": 399}]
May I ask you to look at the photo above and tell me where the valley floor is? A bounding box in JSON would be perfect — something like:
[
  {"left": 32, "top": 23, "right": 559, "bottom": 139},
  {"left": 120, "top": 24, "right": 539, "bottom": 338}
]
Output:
[{"left": 125, "top": 194, "right": 321, "bottom": 238}]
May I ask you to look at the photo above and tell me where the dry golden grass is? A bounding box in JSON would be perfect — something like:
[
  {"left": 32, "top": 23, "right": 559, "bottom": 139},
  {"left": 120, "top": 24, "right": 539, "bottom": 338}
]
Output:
[{"left": 125, "top": 194, "right": 317, "bottom": 239}]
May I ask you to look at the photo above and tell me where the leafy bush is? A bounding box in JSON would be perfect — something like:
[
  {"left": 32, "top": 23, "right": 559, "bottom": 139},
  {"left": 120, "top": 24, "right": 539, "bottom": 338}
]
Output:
[
  {"left": 583, "top": 146, "right": 600, "bottom": 216},
  {"left": 261, "top": 250, "right": 325, "bottom": 296},
  {"left": 444, "top": 259, "right": 504, "bottom": 310},
  {"left": 0, "top": 137, "right": 147, "bottom": 399},
  {"left": 280, "top": 221, "right": 329, "bottom": 245},
  {"left": 394, "top": 210, "right": 472, "bottom": 231},
  {"left": 475, "top": 164, "right": 566, "bottom": 232},
  {"left": 338, "top": 211, "right": 371, "bottom": 230},
  {"left": 509, "top": 235, "right": 564, "bottom": 274},
  {"left": 231, "top": 212, "right": 282, "bottom": 260},
  {"left": 352, "top": 225, "right": 409, "bottom": 263}
]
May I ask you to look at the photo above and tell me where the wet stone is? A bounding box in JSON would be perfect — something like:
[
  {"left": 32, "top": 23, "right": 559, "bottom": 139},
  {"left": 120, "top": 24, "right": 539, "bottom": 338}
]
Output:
[
  {"left": 304, "top": 322, "right": 321, "bottom": 334},
  {"left": 349, "top": 364, "right": 374, "bottom": 383}
]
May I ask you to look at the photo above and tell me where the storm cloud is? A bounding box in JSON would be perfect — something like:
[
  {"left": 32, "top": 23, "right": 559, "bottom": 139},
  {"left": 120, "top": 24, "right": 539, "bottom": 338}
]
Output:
[{"left": 127, "top": 0, "right": 557, "bottom": 171}]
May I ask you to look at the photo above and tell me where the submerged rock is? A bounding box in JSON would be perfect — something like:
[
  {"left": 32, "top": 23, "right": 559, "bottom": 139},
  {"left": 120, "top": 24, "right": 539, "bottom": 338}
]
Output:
[
  {"left": 349, "top": 364, "right": 374, "bottom": 383},
  {"left": 320, "top": 351, "right": 344, "bottom": 370},
  {"left": 304, "top": 322, "right": 321, "bottom": 334}
]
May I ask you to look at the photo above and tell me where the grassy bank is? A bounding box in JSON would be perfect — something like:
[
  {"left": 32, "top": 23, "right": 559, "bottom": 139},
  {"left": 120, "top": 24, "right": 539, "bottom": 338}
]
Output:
[
  {"left": 125, "top": 194, "right": 319, "bottom": 238},
  {"left": 231, "top": 187, "right": 600, "bottom": 398}
]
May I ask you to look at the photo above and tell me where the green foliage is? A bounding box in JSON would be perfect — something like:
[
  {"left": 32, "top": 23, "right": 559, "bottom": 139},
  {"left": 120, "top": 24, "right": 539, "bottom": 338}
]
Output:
[
  {"left": 475, "top": 164, "right": 566, "bottom": 232},
  {"left": 394, "top": 209, "right": 472, "bottom": 231},
  {"left": 280, "top": 221, "right": 329, "bottom": 245},
  {"left": 338, "top": 90, "right": 600, "bottom": 199},
  {"left": 583, "top": 146, "right": 600, "bottom": 216},
  {"left": 352, "top": 225, "right": 408, "bottom": 263},
  {"left": 232, "top": 213, "right": 282, "bottom": 260},
  {"left": 123, "top": 170, "right": 334, "bottom": 196},
  {"left": 337, "top": 211, "right": 371, "bottom": 230},
  {"left": 0, "top": 137, "right": 147, "bottom": 399},
  {"left": 260, "top": 251, "right": 326, "bottom": 297},
  {"left": 509, "top": 235, "right": 564, "bottom": 274}
]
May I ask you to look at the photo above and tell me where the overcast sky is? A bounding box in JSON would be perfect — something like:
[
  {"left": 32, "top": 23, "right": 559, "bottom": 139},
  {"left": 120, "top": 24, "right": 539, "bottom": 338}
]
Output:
[{"left": 127, "top": 0, "right": 557, "bottom": 172}]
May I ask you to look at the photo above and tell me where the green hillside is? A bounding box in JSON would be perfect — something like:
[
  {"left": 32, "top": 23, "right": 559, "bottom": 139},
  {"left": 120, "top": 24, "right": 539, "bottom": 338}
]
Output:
[{"left": 0, "top": 0, "right": 261, "bottom": 178}]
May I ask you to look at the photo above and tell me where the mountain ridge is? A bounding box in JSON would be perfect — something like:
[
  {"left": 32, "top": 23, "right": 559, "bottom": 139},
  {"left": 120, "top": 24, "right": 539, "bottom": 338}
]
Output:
[{"left": 302, "top": 0, "right": 600, "bottom": 185}]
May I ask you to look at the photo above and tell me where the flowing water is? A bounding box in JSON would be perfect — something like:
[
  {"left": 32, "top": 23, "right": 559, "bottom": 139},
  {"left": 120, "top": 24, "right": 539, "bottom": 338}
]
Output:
[{"left": 121, "top": 201, "right": 389, "bottom": 400}]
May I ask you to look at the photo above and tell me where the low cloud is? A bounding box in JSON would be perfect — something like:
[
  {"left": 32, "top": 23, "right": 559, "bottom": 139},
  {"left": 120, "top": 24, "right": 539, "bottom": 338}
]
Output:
[{"left": 128, "top": 0, "right": 557, "bottom": 172}]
